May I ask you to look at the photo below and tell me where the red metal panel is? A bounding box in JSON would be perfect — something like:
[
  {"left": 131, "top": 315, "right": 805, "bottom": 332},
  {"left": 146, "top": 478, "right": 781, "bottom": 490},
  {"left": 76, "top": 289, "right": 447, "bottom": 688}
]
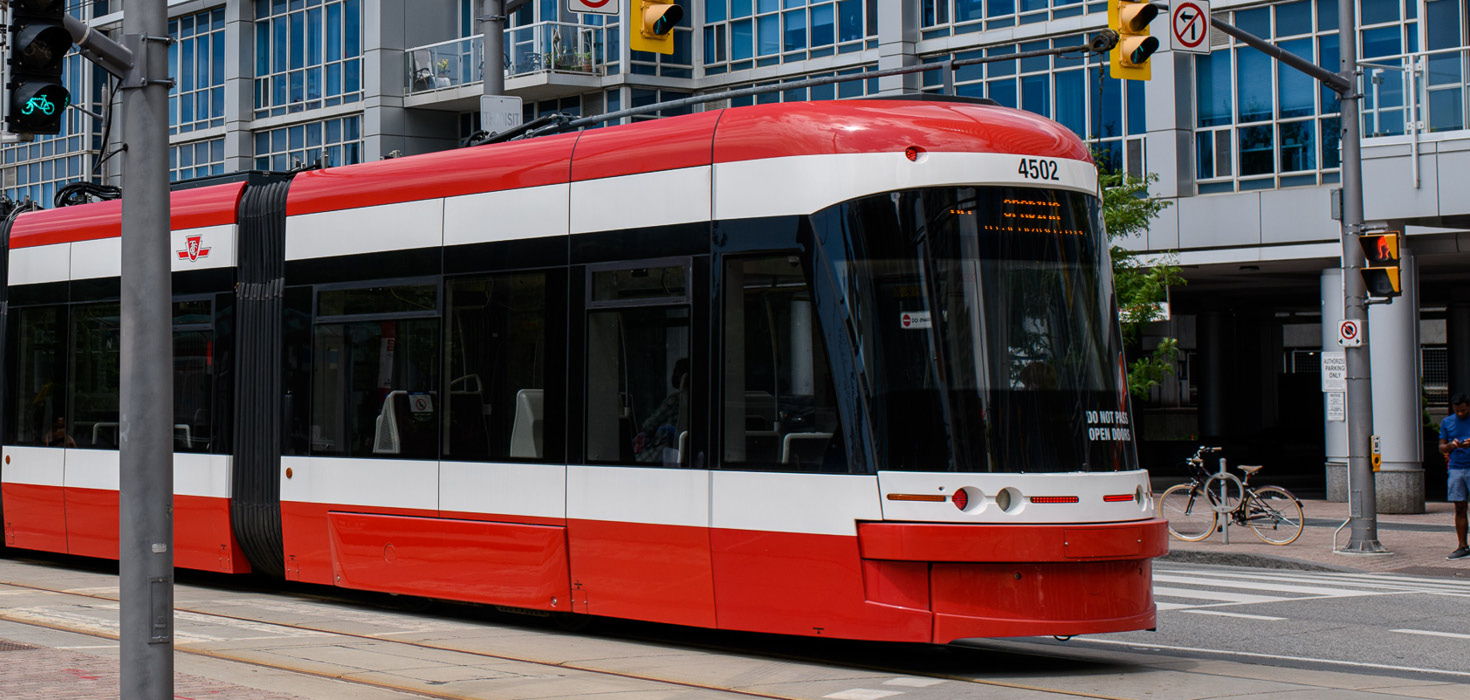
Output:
[
  {"left": 712, "top": 100, "right": 1092, "bottom": 165},
  {"left": 326, "top": 512, "right": 570, "bottom": 610},
  {"left": 175, "top": 494, "right": 251, "bottom": 574},
  {"left": 857, "top": 519, "right": 1168, "bottom": 562},
  {"left": 9, "top": 183, "right": 243, "bottom": 249},
  {"left": 1, "top": 483, "right": 68, "bottom": 553},
  {"left": 285, "top": 133, "right": 579, "bottom": 216},
  {"left": 280, "top": 501, "right": 439, "bottom": 584},
  {"left": 566, "top": 519, "right": 717, "bottom": 628},
  {"left": 569, "top": 110, "right": 722, "bottom": 182},
  {"left": 63, "top": 487, "right": 118, "bottom": 560},
  {"left": 930, "top": 559, "right": 1157, "bottom": 642},
  {"left": 709, "top": 528, "right": 931, "bottom": 642}
]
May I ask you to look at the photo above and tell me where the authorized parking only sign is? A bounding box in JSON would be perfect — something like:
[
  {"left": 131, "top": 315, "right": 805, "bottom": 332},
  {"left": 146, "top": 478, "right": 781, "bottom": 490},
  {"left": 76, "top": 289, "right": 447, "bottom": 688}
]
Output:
[{"left": 1170, "top": 0, "right": 1211, "bottom": 55}]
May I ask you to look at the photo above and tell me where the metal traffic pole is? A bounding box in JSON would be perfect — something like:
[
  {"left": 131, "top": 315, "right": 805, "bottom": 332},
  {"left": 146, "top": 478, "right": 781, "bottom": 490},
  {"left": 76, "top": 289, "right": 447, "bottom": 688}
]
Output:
[
  {"left": 1203, "top": 4, "right": 1386, "bottom": 554},
  {"left": 119, "top": 0, "right": 177, "bottom": 695},
  {"left": 1333, "top": 0, "right": 1386, "bottom": 555}
]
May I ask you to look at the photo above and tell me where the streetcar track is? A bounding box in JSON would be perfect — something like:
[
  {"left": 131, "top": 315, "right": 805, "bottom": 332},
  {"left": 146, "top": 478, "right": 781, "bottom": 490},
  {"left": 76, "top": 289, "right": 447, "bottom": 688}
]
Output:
[{"left": 0, "top": 575, "right": 1132, "bottom": 699}]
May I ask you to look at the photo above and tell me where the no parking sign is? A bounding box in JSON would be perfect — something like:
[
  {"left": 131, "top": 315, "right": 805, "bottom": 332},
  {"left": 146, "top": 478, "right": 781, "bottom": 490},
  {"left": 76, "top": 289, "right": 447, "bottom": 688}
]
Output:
[{"left": 1337, "top": 319, "right": 1362, "bottom": 347}]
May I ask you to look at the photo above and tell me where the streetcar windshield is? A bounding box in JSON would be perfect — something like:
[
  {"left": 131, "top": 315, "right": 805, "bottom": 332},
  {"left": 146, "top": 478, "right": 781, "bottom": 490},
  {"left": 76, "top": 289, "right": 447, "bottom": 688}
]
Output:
[{"left": 806, "top": 186, "right": 1134, "bottom": 473}]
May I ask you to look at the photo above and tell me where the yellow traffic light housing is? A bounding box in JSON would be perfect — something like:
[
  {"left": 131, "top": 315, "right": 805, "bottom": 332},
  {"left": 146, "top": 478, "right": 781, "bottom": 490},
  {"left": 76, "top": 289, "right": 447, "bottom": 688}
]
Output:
[
  {"left": 1359, "top": 231, "right": 1403, "bottom": 298},
  {"left": 629, "top": 0, "right": 684, "bottom": 55},
  {"left": 1108, "top": 0, "right": 1160, "bottom": 81}
]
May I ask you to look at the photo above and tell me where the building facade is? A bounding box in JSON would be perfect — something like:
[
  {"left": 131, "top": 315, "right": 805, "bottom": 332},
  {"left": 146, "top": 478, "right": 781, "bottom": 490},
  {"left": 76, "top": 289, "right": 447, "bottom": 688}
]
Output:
[{"left": 4, "top": 0, "right": 1469, "bottom": 508}]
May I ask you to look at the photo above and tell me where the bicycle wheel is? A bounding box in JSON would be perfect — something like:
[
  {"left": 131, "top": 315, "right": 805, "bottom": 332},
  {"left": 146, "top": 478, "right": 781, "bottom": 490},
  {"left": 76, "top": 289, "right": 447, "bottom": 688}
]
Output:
[
  {"left": 1159, "top": 484, "right": 1216, "bottom": 541},
  {"left": 1245, "top": 486, "right": 1304, "bottom": 545}
]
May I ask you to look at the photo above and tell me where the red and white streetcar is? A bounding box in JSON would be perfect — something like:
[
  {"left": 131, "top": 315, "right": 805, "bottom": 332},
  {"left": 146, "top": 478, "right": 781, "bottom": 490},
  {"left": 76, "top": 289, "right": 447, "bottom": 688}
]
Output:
[{"left": 1, "top": 97, "right": 1165, "bottom": 644}]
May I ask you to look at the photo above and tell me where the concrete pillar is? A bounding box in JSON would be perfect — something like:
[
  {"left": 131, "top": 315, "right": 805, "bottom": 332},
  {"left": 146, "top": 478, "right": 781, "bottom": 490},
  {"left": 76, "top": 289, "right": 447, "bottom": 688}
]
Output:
[
  {"left": 222, "top": 1, "right": 256, "bottom": 173},
  {"left": 876, "top": 0, "right": 918, "bottom": 95},
  {"left": 1197, "top": 311, "right": 1227, "bottom": 440},
  {"left": 1323, "top": 268, "right": 1349, "bottom": 500},
  {"left": 1367, "top": 243, "right": 1424, "bottom": 513}
]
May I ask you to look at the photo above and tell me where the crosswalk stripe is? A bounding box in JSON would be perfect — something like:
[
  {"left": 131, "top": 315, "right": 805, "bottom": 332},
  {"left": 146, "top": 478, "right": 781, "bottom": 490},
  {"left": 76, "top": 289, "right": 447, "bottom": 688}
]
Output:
[
  {"left": 1161, "top": 566, "right": 1470, "bottom": 595},
  {"left": 1179, "top": 609, "right": 1286, "bottom": 621},
  {"left": 1392, "top": 629, "right": 1470, "bottom": 640},
  {"left": 1152, "top": 586, "right": 1285, "bottom": 604},
  {"left": 1153, "top": 573, "right": 1378, "bottom": 597}
]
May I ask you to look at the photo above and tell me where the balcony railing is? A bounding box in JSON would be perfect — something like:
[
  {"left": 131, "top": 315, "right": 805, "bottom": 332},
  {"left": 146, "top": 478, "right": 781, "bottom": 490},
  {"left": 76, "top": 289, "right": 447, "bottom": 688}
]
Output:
[
  {"left": 1360, "top": 46, "right": 1470, "bottom": 138},
  {"left": 406, "top": 22, "right": 607, "bottom": 95}
]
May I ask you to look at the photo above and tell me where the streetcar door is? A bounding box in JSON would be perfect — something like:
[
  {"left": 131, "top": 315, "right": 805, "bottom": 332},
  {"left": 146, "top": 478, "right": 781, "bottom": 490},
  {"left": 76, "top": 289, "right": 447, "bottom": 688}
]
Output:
[{"left": 567, "top": 256, "right": 716, "bottom": 627}]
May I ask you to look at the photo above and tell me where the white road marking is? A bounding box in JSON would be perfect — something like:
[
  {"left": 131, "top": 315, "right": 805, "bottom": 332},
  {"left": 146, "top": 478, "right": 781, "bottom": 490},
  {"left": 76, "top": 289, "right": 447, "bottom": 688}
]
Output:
[
  {"left": 1153, "top": 586, "right": 1285, "bottom": 604},
  {"left": 1179, "top": 609, "right": 1285, "bottom": 621},
  {"left": 884, "top": 677, "right": 946, "bottom": 687},
  {"left": 1076, "top": 638, "right": 1470, "bottom": 679},
  {"left": 1153, "top": 573, "right": 1377, "bottom": 597},
  {"left": 1392, "top": 628, "right": 1470, "bottom": 640},
  {"left": 824, "top": 691, "right": 904, "bottom": 700}
]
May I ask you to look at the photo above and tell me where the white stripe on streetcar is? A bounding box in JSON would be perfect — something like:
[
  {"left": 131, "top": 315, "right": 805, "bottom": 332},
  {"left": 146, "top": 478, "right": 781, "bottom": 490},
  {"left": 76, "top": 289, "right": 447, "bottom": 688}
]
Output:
[
  {"left": 1392, "top": 628, "right": 1470, "bottom": 640},
  {"left": 1179, "top": 610, "right": 1286, "bottom": 621}
]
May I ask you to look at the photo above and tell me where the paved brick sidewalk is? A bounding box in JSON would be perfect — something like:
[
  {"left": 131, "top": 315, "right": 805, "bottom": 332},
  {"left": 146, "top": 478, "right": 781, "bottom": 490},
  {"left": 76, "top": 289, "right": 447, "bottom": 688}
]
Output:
[
  {"left": 1163, "top": 497, "right": 1470, "bottom": 578},
  {"left": 0, "top": 639, "right": 306, "bottom": 700}
]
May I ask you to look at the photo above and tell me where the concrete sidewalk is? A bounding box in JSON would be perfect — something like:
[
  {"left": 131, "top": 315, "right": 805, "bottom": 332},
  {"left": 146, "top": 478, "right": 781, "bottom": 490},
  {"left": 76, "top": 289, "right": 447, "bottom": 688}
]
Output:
[{"left": 1162, "top": 496, "right": 1470, "bottom": 578}]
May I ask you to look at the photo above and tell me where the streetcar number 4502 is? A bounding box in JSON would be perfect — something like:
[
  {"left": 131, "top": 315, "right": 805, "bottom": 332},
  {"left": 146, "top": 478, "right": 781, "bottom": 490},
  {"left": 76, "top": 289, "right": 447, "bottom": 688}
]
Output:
[{"left": 1017, "top": 157, "right": 1061, "bottom": 181}]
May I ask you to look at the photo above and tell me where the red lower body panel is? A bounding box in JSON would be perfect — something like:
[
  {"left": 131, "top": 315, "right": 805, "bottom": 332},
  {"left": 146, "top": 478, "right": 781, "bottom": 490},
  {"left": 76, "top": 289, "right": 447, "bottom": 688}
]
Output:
[
  {"left": 326, "top": 512, "right": 570, "bottom": 610},
  {"left": 1, "top": 484, "right": 248, "bottom": 573},
  {"left": 567, "top": 519, "right": 716, "bottom": 627},
  {"left": 2, "top": 483, "right": 68, "bottom": 552},
  {"left": 710, "top": 528, "right": 932, "bottom": 642}
]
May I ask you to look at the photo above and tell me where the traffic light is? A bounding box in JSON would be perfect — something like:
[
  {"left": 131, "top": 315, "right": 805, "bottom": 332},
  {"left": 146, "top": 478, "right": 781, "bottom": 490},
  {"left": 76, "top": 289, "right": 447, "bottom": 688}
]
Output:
[
  {"left": 7, "top": 0, "right": 74, "bottom": 136},
  {"left": 1359, "top": 231, "right": 1402, "bottom": 298},
  {"left": 1108, "top": 0, "right": 1160, "bottom": 81},
  {"left": 629, "top": 0, "right": 684, "bottom": 55}
]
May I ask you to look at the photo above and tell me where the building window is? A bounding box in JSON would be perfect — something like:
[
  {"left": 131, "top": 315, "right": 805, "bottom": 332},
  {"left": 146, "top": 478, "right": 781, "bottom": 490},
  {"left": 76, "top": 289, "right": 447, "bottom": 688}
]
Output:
[
  {"left": 169, "top": 7, "right": 227, "bottom": 135},
  {"left": 254, "top": 0, "right": 363, "bottom": 118},
  {"left": 920, "top": 0, "right": 1103, "bottom": 36},
  {"left": 171, "top": 138, "right": 226, "bottom": 182},
  {"left": 924, "top": 36, "right": 1146, "bottom": 177},
  {"left": 702, "top": 0, "right": 876, "bottom": 74},
  {"left": 253, "top": 115, "right": 363, "bottom": 171},
  {"left": 1, "top": 53, "right": 95, "bottom": 207},
  {"left": 1194, "top": 0, "right": 1349, "bottom": 193}
]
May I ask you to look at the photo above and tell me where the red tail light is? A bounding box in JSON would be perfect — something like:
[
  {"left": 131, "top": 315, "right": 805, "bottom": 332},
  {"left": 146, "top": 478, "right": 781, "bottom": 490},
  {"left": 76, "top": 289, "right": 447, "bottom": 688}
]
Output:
[
  {"left": 952, "top": 489, "right": 969, "bottom": 510},
  {"left": 1103, "top": 493, "right": 1136, "bottom": 502},
  {"left": 1029, "top": 495, "right": 1080, "bottom": 504}
]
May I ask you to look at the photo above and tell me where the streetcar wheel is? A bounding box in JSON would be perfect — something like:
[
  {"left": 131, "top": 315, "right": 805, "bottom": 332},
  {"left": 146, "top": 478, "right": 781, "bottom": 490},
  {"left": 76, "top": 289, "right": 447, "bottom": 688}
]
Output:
[
  {"left": 1246, "top": 486, "right": 1304, "bottom": 545},
  {"left": 1158, "top": 484, "right": 1216, "bottom": 542}
]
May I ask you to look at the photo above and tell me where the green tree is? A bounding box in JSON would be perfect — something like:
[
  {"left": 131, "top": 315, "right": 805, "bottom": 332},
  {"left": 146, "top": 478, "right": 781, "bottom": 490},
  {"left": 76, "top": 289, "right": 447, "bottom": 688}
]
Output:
[{"left": 1102, "top": 168, "right": 1184, "bottom": 398}]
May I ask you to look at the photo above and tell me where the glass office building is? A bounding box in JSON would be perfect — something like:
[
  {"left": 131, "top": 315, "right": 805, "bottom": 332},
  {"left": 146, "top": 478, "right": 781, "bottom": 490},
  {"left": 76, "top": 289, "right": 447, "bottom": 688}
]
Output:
[{"left": 3, "top": 0, "right": 1469, "bottom": 506}]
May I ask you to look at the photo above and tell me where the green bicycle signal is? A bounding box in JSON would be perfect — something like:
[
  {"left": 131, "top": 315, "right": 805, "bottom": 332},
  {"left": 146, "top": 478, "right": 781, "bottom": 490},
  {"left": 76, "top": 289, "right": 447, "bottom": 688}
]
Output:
[{"left": 21, "top": 95, "right": 59, "bottom": 115}]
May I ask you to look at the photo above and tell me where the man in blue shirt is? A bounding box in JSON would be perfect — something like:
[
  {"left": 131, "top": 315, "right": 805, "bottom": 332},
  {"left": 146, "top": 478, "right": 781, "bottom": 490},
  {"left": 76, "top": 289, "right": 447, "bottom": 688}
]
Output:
[{"left": 1440, "top": 393, "right": 1470, "bottom": 560}]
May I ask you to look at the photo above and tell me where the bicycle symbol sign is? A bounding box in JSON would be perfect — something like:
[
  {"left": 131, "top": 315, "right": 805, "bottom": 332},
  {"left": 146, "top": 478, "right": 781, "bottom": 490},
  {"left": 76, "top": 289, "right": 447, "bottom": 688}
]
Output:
[
  {"left": 21, "top": 96, "right": 56, "bottom": 116},
  {"left": 1169, "top": 0, "right": 1211, "bottom": 55}
]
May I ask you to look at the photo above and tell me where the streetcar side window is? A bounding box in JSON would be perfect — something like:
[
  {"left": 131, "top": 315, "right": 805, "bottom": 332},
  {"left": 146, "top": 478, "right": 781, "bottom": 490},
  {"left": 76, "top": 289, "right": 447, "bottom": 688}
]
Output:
[
  {"left": 6, "top": 305, "right": 68, "bottom": 446},
  {"left": 69, "top": 302, "right": 122, "bottom": 449},
  {"left": 585, "top": 261, "right": 692, "bottom": 467},
  {"left": 720, "top": 255, "right": 844, "bottom": 472},
  {"left": 309, "top": 280, "right": 441, "bottom": 459},
  {"left": 443, "top": 271, "right": 557, "bottom": 463}
]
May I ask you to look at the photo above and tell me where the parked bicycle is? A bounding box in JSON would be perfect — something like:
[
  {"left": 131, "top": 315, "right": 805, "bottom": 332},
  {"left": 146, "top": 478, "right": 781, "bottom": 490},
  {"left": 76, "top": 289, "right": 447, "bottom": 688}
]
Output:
[{"left": 1158, "top": 446, "right": 1305, "bottom": 545}]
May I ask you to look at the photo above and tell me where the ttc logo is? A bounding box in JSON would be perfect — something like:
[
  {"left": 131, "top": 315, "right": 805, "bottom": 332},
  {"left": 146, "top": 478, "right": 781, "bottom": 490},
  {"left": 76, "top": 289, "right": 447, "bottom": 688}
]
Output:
[{"left": 177, "top": 234, "right": 211, "bottom": 262}]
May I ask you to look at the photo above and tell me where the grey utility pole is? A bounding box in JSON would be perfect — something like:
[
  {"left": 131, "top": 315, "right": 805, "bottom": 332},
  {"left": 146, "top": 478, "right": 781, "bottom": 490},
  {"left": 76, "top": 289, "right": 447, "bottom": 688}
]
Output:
[
  {"left": 119, "top": 0, "right": 177, "bottom": 695},
  {"left": 1333, "top": 0, "right": 1385, "bottom": 554},
  {"left": 1207, "top": 2, "right": 1384, "bottom": 553},
  {"left": 479, "top": 0, "right": 528, "bottom": 136}
]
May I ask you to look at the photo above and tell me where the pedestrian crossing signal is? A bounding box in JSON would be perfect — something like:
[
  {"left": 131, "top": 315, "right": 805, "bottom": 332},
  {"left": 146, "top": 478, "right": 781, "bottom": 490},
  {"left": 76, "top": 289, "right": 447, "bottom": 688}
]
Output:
[{"left": 1359, "top": 232, "right": 1402, "bottom": 298}]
